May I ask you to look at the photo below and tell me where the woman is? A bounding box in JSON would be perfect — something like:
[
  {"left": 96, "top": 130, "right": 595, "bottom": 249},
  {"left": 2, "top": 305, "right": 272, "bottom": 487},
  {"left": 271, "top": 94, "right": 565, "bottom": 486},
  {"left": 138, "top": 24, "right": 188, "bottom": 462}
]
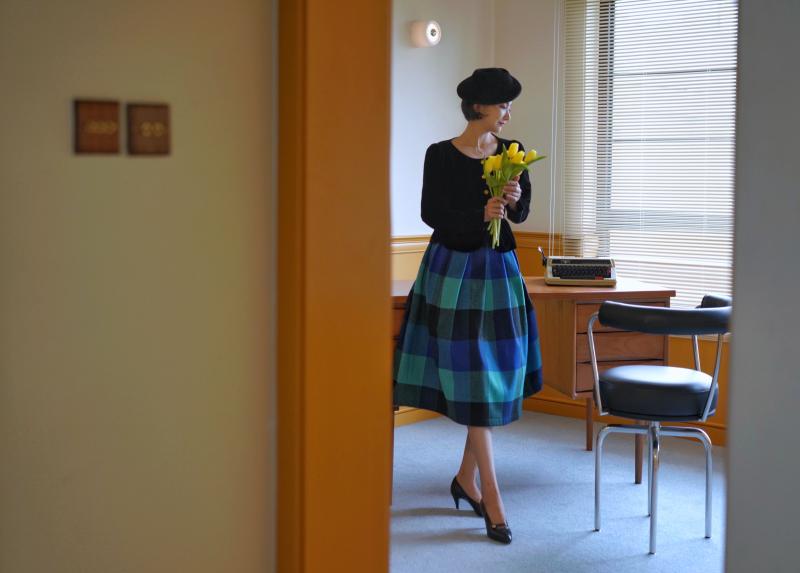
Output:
[{"left": 393, "top": 68, "right": 543, "bottom": 544}]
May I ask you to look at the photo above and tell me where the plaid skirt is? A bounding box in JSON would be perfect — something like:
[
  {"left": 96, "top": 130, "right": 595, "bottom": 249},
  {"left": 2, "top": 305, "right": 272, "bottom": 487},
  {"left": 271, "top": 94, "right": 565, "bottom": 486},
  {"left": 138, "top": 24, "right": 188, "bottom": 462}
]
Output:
[{"left": 393, "top": 242, "right": 543, "bottom": 426}]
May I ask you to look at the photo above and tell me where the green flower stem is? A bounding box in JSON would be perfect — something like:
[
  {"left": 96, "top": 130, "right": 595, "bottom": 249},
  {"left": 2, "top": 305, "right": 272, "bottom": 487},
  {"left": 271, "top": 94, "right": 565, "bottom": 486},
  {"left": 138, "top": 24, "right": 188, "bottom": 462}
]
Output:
[
  {"left": 483, "top": 149, "right": 548, "bottom": 248},
  {"left": 488, "top": 183, "right": 505, "bottom": 249}
]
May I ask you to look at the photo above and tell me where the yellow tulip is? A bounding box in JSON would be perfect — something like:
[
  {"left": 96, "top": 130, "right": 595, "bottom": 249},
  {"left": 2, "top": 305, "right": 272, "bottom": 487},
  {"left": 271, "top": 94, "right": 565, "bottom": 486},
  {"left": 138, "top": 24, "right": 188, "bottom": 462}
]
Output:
[
  {"left": 507, "top": 142, "right": 519, "bottom": 157},
  {"left": 511, "top": 151, "right": 525, "bottom": 164},
  {"left": 483, "top": 156, "right": 495, "bottom": 175},
  {"left": 524, "top": 149, "right": 538, "bottom": 162}
]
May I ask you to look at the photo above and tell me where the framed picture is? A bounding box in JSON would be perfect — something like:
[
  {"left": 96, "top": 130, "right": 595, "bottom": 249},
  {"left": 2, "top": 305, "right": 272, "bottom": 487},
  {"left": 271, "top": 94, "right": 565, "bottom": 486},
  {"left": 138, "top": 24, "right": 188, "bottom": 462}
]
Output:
[
  {"left": 73, "top": 99, "right": 120, "bottom": 154},
  {"left": 127, "top": 103, "right": 170, "bottom": 155}
]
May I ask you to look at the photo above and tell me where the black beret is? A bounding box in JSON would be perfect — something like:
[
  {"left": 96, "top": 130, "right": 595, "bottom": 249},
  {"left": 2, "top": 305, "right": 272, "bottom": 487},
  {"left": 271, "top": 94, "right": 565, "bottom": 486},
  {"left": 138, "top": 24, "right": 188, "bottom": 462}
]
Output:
[{"left": 456, "top": 68, "right": 522, "bottom": 104}]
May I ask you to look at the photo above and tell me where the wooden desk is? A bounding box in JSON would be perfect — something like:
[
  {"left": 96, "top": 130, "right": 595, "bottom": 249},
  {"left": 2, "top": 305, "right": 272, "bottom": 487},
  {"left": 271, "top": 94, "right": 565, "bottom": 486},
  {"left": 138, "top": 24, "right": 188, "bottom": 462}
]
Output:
[
  {"left": 524, "top": 278, "right": 675, "bottom": 482},
  {"left": 391, "top": 277, "right": 675, "bottom": 483},
  {"left": 392, "top": 280, "right": 414, "bottom": 342}
]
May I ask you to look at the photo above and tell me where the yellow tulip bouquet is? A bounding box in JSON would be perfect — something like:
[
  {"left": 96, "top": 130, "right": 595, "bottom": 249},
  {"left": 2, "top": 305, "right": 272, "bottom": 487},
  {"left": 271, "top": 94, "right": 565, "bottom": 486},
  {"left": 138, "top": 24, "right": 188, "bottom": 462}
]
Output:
[{"left": 482, "top": 142, "right": 546, "bottom": 248}]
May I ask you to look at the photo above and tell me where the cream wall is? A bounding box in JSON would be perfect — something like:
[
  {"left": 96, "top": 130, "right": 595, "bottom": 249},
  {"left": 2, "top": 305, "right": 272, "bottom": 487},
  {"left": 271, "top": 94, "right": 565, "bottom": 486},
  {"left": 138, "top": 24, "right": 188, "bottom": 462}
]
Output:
[
  {"left": 0, "top": 1, "right": 275, "bottom": 572},
  {"left": 494, "top": 0, "right": 560, "bottom": 233},
  {"left": 391, "top": 0, "right": 559, "bottom": 237},
  {"left": 391, "top": 0, "right": 495, "bottom": 237}
]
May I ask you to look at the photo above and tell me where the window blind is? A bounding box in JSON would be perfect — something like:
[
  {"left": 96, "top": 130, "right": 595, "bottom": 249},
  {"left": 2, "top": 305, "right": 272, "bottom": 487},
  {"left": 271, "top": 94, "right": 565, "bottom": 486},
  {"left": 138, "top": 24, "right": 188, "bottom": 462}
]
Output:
[{"left": 561, "top": 0, "right": 738, "bottom": 308}]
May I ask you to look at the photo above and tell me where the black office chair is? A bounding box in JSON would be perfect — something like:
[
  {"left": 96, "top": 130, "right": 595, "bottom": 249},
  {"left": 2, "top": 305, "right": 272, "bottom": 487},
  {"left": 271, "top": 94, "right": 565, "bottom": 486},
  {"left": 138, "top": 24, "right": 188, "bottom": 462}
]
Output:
[{"left": 587, "top": 294, "right": 731, "bottom": 554}]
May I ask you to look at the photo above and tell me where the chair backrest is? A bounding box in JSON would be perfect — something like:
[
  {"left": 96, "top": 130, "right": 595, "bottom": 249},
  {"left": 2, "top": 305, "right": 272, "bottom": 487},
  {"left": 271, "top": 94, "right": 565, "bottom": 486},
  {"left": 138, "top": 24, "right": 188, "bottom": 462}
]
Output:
[{"left": 598, "top": 301, "right": 731, "bottom": 336}]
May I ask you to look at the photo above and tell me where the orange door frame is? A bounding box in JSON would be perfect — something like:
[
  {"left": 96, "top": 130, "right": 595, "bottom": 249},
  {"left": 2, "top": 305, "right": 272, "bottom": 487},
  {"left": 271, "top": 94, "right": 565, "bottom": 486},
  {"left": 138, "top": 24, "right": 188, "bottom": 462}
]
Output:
[{"left": 277, "top": 1, "right": 392, "bottom": 571}]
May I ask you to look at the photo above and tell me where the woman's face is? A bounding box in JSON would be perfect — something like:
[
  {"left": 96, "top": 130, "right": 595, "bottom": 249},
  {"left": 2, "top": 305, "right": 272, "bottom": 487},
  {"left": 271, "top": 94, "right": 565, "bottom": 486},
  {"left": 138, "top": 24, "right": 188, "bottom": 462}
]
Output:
[{"left": 476, "top": 102, "right": 512, "bottom": 132}]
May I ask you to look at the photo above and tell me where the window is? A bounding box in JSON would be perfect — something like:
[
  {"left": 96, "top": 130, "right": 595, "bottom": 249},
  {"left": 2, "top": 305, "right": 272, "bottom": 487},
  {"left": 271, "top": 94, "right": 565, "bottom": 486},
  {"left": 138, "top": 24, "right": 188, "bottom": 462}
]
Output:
[{"left": 561, "top": 0, "right": 738, "bottom": 308}]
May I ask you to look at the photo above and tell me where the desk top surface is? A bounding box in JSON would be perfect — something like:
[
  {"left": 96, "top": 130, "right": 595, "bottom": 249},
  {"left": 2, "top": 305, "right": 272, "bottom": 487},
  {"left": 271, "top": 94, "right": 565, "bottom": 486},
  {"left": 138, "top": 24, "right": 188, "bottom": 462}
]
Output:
[{"left": 392, "top": 276, "right": 676, "bottom": 303}]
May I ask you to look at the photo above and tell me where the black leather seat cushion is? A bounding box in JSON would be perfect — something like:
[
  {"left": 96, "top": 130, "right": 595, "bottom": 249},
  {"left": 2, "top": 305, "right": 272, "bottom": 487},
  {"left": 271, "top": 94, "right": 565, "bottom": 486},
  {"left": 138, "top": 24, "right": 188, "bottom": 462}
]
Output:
[{"left": 599, "top": 365, "right": 716, "bottom": 421}]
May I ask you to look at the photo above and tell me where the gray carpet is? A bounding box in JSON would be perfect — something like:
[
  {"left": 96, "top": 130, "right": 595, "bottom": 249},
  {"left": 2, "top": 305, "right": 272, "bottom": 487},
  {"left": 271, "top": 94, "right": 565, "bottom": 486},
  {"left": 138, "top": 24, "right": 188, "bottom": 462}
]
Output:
[{"left": 391, "top": 411, "right": 725, "bottom": 573}]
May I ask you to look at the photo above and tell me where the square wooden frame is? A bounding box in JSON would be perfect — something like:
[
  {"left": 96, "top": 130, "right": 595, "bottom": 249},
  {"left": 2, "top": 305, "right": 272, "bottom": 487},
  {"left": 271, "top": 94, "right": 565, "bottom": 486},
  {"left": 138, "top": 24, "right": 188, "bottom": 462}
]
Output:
[
  {"left": 73, "top": 99, "right": 120, "bottom": 154},
  {"left": 127, "top": 103, "right": 170, "bottom": 155}
]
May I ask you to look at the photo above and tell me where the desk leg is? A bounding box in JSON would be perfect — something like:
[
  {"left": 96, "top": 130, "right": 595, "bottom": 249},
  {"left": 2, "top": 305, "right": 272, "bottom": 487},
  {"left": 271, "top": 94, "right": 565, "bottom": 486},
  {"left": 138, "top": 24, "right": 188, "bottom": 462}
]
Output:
[
  {"left": 585, "top": 398, "right": 593, "bottom": 451},
  {"left": 634, "top": 422, "right": 645, "bottom": 484}
]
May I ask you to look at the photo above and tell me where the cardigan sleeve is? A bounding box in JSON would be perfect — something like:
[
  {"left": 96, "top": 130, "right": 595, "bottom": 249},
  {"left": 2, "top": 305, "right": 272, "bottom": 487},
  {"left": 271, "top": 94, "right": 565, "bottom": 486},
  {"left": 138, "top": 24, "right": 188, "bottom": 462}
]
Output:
[
  {"left": 507, "top": 142, "right": 532, "bottom": 224},
  {"left": 420, "top": 144, "right": 486, "bottom": 234}
]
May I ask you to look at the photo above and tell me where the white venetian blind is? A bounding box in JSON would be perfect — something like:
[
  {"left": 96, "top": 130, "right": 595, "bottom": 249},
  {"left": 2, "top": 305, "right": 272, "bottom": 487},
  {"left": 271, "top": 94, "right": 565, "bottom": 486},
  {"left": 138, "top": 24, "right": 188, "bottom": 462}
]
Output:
[{"left": 561, "top": 0, "right": 738, "bottom": 308}]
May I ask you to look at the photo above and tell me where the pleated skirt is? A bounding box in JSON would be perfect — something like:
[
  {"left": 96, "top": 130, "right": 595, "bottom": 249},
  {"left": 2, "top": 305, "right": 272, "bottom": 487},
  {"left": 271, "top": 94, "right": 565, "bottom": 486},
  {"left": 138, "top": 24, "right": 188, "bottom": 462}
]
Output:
[{"left": 393, "top": 242, "right": 543, "bottom": 426}]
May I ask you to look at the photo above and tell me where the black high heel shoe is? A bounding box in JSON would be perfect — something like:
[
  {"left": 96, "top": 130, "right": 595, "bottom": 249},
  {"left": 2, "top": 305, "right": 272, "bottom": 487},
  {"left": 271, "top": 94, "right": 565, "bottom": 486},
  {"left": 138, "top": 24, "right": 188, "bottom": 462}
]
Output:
[
  {"left": 450, "top": 476, "right": 483, "bottom": 517},
  {"left": 479, "top": 501, "right": 512, "bottom": 544}
]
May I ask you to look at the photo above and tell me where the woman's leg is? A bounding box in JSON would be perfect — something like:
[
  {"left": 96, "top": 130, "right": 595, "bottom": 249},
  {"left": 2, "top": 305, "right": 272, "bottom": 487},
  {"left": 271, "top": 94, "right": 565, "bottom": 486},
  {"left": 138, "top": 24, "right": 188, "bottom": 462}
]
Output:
[
  {"left": 468, "top": 426, "right": 507, "bottom": 524},
  {"left": 456, "top": 432, "right": 481, "bottom": 501}
]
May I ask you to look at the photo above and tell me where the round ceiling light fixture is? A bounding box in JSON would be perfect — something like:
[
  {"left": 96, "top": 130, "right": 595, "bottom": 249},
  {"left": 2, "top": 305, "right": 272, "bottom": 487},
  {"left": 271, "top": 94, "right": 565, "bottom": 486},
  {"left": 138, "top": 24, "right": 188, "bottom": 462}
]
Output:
[{"left": 410, "top": 20, "right": 442, "bottom": 48}]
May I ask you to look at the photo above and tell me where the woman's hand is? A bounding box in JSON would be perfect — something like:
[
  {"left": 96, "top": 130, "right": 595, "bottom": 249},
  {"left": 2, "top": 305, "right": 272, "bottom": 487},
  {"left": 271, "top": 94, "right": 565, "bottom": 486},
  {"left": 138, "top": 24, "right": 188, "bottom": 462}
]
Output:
[
  {"left": 503, "top": 175, "right": 522, "bottom": 210},
  {"left": 484, "top": 196, "right": 507, "bottom": 222}
]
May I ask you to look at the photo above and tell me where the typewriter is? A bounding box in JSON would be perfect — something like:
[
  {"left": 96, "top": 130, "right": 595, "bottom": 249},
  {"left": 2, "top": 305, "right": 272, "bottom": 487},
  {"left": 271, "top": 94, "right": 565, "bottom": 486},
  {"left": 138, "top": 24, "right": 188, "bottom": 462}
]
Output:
[{"left": 538, "top": 247, "right": 617, "bottom": 287}]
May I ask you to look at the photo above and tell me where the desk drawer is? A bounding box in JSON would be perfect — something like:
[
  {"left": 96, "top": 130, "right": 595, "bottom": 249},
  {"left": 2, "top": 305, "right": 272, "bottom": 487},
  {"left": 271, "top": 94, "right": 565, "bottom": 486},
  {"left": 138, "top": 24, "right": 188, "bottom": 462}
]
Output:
[
  {"left": 575, "top": 359, "right": 664, "bottom": 393},
  {"left": 392, "top": 306, "right": 406, "bottom": 339},
  {"left": 576, "top": 331, "right": 665, "bottom": 362},
  {"left": 576, "top": 301, "right": 666, "bottom": 334}
]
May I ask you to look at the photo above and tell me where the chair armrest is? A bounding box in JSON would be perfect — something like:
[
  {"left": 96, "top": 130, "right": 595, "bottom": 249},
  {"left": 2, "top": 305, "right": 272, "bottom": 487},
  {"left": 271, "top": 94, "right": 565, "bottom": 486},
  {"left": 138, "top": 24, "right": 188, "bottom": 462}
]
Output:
[
  {"left": 598, "top": 301, "right": 731, "bottom": 335},
  {"left": 699, "top": 294, "right": 732, "bottom": 308},
  {"left": 586, "top": 313, "right": 607, "bottom": 415}
]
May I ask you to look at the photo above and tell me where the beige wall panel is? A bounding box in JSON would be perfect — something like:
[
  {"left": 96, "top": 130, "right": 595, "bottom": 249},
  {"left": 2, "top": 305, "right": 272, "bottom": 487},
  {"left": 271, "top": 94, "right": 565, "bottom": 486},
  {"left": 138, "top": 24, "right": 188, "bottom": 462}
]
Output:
[{"left": 0, "top": 1, "right": 276, "bottom": 571}]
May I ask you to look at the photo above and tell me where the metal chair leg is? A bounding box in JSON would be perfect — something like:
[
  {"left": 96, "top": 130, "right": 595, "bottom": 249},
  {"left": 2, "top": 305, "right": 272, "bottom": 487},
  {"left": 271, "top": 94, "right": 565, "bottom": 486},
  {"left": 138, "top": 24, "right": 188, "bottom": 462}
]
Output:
[
  {"left": 595, "top": 424, "right": 649, "bottom": 533},
  {"left": 596, "top": 422, "right": 712, "bottom": 553},
  {"left": 703, "top": 433, "right": 712, "bottom": 538},
  {"left": 649, "top": 423, "right": 661, "bottom": 555},
  {"left": 594, "top": 426, "right": 612, "bottom": 531},
  {"left": 647, "top": 428, "right": 653, "bottom": 516},
  {"left": 661, "top": 426, "right": 713, "bottom": 539}
]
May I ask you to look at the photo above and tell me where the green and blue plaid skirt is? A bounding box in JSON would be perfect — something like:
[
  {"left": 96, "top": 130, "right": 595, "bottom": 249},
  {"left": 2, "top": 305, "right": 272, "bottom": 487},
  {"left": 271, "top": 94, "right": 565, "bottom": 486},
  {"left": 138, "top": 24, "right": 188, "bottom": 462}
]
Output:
[{"left": 393, "top": 242, "right": 543, "bottom": 426}]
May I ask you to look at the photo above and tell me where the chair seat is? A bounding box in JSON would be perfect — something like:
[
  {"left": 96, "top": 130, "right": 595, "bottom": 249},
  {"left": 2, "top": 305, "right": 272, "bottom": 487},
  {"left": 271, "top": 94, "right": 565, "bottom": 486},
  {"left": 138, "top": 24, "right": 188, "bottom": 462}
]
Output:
[{"left": 599, "top": 365, "right": 716, "bottom": 421}]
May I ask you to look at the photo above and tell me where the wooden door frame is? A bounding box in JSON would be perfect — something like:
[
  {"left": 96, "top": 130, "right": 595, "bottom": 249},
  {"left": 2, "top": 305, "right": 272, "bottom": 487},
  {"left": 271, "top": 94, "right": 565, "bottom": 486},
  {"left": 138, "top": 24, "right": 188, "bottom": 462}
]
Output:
[{"left": 277, "top": 1, "right": 392, "bottom": 571}]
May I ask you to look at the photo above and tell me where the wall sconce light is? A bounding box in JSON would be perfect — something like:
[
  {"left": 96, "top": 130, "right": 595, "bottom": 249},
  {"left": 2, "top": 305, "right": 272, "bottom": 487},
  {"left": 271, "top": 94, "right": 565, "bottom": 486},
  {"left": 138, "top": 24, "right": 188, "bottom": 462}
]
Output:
[{"left": 410, "top": 20, "right": 442, "bottom": 47}]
